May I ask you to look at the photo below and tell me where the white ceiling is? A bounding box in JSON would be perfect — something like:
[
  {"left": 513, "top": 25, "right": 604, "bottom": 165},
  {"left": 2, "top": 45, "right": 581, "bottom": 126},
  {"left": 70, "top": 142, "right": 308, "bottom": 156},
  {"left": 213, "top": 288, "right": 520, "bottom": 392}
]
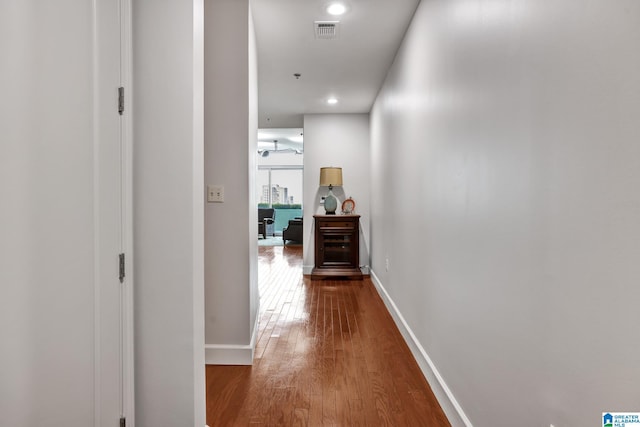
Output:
[
  {"left": 258, "top": 127, "right": 304, "bottom": 153},
  {"left": 251, "top": 0, "right": 421, "bottom": 130}
]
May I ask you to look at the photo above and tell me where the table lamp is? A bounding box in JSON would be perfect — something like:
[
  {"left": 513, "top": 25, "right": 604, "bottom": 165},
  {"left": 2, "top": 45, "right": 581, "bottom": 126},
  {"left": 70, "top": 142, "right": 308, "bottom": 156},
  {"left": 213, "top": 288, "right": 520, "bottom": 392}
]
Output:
[{"left": 319, "top": 167, "right": 342, "bottom": 215}]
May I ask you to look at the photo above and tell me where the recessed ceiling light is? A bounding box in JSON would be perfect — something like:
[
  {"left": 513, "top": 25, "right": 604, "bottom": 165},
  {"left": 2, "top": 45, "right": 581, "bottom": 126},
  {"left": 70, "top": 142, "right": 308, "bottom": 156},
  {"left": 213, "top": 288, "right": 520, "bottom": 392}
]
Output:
[
  {"left": 326, "top": 3, "right": 347, "bottom": 16},
  {"left": 327, "top": 98, "right": 338, "bottom": 105}
]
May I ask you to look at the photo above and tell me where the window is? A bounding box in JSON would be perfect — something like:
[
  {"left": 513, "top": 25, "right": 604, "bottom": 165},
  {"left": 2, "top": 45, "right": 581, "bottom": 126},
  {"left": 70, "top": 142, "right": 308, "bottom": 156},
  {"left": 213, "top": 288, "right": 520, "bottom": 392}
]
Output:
[{"left": 257, "top": 166, "right": 303, "bottom": 235}]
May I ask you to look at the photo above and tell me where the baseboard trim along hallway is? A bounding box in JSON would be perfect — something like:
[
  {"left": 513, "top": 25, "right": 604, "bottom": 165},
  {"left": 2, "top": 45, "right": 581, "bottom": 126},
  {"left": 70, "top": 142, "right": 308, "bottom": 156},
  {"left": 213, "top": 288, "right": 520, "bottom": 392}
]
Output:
[
  {"left": 205, "top": 315, "right": 260, "bottom": 365},
  {"left": 370, "top": 270, "right": 473, "bottom": 427}
]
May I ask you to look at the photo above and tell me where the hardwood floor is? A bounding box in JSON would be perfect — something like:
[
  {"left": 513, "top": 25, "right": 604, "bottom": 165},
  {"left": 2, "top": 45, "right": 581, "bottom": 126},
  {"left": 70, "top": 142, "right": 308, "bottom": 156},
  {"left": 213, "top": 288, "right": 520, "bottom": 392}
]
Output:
[{"left": 206, "top": 245, "right": 450, "bottom": 426}]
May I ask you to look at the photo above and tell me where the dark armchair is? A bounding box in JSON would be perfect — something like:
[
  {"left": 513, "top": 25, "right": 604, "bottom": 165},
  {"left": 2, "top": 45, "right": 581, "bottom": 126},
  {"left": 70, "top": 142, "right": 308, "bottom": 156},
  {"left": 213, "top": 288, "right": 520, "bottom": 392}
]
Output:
[
  {"left": 282, "top": 217, "right": 303, "bottom": 245},
  {"left": 258, "top": 208, "right": 275, "bottom": 239}
]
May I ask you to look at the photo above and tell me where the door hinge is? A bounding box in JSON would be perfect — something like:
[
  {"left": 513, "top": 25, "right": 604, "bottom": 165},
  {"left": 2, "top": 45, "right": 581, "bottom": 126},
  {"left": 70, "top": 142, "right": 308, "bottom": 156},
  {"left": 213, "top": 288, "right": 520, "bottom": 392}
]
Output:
[
  {"left": 119, "top": 253, "right": 125, "bottom": 283},
  {"left": 118, "top": 86, "right": 125, "bottom": 115},
  {"left": 120, "top": 417, "right": 126, "bottom": 427}
]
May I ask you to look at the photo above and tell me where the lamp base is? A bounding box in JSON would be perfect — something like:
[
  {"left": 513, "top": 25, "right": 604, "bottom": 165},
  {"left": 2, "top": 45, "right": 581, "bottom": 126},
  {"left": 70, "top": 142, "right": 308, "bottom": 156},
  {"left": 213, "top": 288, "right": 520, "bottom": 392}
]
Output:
[{"left": 324, "top": 187, "right": 338, "bottom": 214}]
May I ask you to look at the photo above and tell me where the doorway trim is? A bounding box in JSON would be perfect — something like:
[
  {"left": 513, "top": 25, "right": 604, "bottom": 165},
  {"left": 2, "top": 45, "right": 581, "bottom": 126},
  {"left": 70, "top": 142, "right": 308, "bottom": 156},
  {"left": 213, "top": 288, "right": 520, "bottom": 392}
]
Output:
[{"left": 120, "top": 0, "right": 135, "bottom": 422}]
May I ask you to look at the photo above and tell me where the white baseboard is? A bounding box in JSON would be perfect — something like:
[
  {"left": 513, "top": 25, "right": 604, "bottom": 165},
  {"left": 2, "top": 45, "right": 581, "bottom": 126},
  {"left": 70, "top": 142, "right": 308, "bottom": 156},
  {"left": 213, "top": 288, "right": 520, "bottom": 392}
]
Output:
[
  {"left": 369, "top": 270, "right": 473, "bottom": 427},
  {"left": 204, "top": 343, "right": 254, "bottom": 365},
  {"left": 204, "top": 313, "right": 260, "bottom": 365}
]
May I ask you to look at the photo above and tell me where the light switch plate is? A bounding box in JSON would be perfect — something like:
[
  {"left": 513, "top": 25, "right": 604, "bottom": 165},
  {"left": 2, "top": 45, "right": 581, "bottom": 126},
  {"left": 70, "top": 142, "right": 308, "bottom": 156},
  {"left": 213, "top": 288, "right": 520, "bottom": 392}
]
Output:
[{"left": 207, "top": 185, "right": 224, "bottom": 203}]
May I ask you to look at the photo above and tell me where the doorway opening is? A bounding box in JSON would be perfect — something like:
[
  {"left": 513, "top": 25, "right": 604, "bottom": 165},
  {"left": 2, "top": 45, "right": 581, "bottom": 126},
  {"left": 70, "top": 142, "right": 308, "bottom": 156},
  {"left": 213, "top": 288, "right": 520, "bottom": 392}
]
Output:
[{"left": 256, "top": 128, "right": 303, "bottom": 246}]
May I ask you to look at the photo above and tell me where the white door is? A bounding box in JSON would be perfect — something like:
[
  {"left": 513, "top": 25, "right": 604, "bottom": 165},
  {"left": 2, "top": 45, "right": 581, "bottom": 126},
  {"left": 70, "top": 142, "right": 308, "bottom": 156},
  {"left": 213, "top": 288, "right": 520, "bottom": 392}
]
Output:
[{"left": 0, "top": 0, "right": 132, "bottom": 425}]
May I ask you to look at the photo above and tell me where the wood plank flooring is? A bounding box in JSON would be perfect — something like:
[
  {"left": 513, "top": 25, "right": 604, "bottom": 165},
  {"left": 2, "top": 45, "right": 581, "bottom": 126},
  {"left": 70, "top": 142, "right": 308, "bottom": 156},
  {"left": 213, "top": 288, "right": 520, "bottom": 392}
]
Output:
[{"left": 206, "top": 245, "right": 450, "bottom": 426}]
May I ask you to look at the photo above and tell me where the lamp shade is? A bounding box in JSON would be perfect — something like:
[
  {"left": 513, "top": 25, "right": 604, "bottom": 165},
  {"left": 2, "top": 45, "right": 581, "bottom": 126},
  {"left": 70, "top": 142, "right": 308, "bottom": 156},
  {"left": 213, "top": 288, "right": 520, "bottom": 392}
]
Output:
[{"left": 319, "top": 167, "right": 343, "bottom": 187}]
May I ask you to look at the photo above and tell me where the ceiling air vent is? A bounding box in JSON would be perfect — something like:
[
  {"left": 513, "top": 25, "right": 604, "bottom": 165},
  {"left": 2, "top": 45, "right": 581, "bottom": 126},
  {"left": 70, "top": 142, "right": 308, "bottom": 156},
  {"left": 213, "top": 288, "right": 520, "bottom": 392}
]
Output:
[{"left": 314, "top": 21, "right": 339, "bottom": 39}]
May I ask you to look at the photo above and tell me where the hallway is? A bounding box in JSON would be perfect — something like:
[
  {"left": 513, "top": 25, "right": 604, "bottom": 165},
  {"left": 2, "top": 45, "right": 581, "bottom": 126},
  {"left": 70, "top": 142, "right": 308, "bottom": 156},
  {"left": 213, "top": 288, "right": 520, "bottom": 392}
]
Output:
[{"left": 206, "top": 245, "right": 450, "bottom": 426}]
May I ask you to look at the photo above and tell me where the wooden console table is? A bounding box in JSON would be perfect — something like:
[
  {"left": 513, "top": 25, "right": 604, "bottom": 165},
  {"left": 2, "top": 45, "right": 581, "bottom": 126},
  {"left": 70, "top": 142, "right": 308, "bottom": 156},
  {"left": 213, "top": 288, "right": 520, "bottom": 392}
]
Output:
[{"left": 311, "top": 215, "right": 363, "bottom": 280}]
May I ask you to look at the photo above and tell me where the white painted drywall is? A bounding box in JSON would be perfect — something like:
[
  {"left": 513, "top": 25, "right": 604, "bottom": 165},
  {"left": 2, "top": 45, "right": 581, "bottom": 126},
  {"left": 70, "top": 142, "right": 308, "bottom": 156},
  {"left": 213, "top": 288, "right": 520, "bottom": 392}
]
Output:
[
  {"left": 370, "top": 1, "right": 640, "bottom": 426},
  {"left": 204, "top": 0, "right": 259, "bottom": 364},
  {"left": 133, "top": 1, "right": 206, "bottom": 426},
  {"left": 302, "top": 114, "right": 371, "bottom": 274}
]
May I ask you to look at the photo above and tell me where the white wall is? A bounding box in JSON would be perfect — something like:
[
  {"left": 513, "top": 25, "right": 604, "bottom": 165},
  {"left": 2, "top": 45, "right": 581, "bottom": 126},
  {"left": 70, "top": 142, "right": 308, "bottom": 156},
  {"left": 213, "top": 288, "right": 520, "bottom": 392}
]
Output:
[
  {"left": 133, "top": 1, "right": 206, "bottom": 426},
  {"left": 370, "top": 1, "right": 640, "bottom": 426},
  {"left": 204, "top": 0, "right": 259, "bottom": 365},
  {"left": 303, "top": 114, "right": 371, "bottom": 274}
]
